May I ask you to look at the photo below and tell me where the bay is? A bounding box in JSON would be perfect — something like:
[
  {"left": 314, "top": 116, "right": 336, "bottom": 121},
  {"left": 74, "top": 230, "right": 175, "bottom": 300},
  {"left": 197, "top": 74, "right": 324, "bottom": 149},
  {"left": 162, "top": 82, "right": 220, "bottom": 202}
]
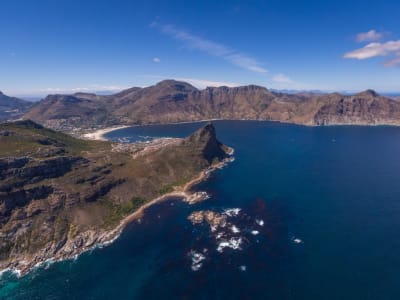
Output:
[{"left": 2, "top": 120, "right": 400, "bottom": 299}]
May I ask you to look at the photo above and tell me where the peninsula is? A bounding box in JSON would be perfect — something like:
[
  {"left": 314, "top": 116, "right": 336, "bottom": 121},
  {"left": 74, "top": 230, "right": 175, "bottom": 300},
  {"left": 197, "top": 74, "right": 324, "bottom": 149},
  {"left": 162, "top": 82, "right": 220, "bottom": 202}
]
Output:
[{"left": 0, "top": 120, "right": 232, "bottom": 275}]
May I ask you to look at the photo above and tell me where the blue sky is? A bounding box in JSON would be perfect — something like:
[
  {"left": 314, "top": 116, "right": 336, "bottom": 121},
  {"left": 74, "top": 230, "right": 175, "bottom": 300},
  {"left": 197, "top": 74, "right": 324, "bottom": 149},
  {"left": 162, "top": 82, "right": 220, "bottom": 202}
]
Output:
[{"left": 1, "top": 0, "right": 400, "bottom": 96}]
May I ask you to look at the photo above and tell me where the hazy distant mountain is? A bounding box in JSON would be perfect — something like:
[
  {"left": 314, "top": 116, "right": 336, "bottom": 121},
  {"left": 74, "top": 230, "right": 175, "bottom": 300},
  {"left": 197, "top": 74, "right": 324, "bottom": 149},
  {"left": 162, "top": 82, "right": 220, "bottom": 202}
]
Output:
[
  {"left": 0, "top": 91, "right": 33, "bottom": 121},
  {"left": 22, "top": 80, "right": 400, "bottom": 130}
]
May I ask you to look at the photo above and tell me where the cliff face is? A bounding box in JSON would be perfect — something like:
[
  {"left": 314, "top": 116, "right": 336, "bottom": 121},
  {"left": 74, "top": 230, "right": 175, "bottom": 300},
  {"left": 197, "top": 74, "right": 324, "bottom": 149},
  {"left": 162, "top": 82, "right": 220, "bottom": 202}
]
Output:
[
  {"left": 21, "top": 80, "right": 400, "bottom": 130},
  {"left": 0, "top": 120, "right": 229, "bottom": 274},
  {"left": 312, "top": 92, "right": 400, "bottom": 125},
  {"left": 185, "top": 123, "right": 228, "bottom": 164}
]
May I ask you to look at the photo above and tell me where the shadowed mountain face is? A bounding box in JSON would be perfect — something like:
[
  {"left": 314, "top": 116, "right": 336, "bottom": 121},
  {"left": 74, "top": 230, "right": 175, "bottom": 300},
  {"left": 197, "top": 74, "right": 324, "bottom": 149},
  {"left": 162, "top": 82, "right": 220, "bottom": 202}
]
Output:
[
  {"left": 22, "top": 80, "right": 400, "bottom": 130},
  {"left": 0, "top": 92, "right": 32, "bottom": 121},
  {"left": 0, "top": 120, "right": 229, "bottom": 274}
]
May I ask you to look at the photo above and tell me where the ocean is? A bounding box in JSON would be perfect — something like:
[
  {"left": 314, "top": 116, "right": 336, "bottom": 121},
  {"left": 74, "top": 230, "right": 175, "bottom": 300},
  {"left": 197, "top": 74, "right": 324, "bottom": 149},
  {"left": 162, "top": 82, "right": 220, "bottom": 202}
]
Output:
[{"left": 2, "top": 120, "right": 400, "bottom": 299}]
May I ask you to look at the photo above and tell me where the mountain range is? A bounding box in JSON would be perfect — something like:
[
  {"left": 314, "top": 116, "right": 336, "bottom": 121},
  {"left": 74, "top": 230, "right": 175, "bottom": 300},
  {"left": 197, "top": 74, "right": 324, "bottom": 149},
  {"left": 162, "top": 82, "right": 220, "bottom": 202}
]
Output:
[
  {"left": 0, "top": 91, "right": 32, "bottom": 121},
  {"left": 3, "top": 80, "right": 400, "bottom": 130}
]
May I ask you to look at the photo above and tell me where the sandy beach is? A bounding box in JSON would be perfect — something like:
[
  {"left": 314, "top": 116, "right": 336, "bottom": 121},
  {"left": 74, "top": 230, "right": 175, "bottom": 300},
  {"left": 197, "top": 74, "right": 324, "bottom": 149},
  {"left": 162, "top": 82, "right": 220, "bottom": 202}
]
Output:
[
  {"left": 81, "top": 119, "right": 222, "bottom": 141},
  {"left": 82, "top": 126, "right": 130, "bottom": 141}
]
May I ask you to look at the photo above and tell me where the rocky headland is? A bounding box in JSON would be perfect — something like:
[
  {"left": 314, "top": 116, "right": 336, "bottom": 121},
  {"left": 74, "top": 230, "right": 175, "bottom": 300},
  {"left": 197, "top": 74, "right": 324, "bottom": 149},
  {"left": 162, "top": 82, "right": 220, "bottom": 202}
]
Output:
[{"left": 0, "top": 120, "right": 232, "bottom": 275}]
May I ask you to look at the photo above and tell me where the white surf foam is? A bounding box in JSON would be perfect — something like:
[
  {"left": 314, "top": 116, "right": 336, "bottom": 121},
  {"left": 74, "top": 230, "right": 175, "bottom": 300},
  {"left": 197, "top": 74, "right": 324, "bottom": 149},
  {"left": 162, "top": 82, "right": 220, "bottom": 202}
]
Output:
[
  {"left": 217, "top": 237, "right": 243, "bottom": 253},
  {"left": 231, "top": 225, "right": 240, "bottom": 233},
  {"left": 255, "top": 219, "right": 264, "bottom": 226},
  {"left": 223, "top": 208, "right": 241, "bottom": 217},
  {"left": 189, "top": 250, "right": 206, "bottom": 271},
  {"left": 293, "top": 238, "right": 303, "bottom": 244}
]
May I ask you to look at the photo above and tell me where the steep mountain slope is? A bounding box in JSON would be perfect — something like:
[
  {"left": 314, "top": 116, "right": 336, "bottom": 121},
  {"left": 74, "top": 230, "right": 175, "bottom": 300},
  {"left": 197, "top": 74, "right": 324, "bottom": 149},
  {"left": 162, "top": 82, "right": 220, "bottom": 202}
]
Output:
[
  {"left": 22, "top": 80, "right": 400, "bottom": 130},
  {"left": 0, "top": 92, "right": 32, "bottom": 121},
  {"left": 312, "top": 90, "right": 400, "bottom": 125},
  {"left": 0, "top": 120, "right": 229, "bottom": 274}
]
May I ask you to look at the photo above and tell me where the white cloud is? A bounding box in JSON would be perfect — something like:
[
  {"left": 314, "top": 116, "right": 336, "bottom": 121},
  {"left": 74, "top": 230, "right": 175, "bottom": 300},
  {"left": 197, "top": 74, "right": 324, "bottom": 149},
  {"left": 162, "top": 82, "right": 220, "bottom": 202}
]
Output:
[
  {"left": 153, "top": 57, "right": 161, "bottom": 63},
  {"left": 344, "top": 30, "right": 400, "bottom": 67},
  {"left": 356, "top": 30, "right": 383, "bottom": 42},
  {"left": 384, "top": 53, "right": 400, "bottom": 67},
  {"left": 138, "top": 74, "right": 242, "bottom": 89},
  {"left": 344, "top": 40, "right": 400, "bottom": 66},
  {"left": 272, "top": 73, "right": 293, "bottom": 84},
  {"left": 175, "top": 77, "right": 241, "bottom": 89},
  {"left": 39, "top": 84, "right": 128, "bottom": 94},
  {"left": 151, "top": 22, "right": 267, "bottom": 73}
]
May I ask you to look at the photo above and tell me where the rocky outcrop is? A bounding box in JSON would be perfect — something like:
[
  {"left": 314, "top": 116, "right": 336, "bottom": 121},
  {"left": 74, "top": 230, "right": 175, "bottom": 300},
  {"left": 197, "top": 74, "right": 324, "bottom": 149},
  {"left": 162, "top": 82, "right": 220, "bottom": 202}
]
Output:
[
  {"left": 184, "top": 122, "right": 228, "bottom": 164},
  {"left": 188, "top": 210, "right": 227, "bottom": 230}
]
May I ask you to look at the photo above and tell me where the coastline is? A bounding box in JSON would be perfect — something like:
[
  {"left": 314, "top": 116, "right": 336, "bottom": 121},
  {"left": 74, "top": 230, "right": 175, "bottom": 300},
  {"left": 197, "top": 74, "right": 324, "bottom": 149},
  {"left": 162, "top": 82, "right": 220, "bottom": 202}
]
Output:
[
  {"left": 80, "top": 119, "right": 221, "bottom": 141},
  {"left": 1, "top": 145, "right": 234, "bottom": 278},
  {"left": 78, "top": 119, "right": 400, "bottom": 143},
  {"left": 81, "top": 125, "right": 130, "bottom": 141}
]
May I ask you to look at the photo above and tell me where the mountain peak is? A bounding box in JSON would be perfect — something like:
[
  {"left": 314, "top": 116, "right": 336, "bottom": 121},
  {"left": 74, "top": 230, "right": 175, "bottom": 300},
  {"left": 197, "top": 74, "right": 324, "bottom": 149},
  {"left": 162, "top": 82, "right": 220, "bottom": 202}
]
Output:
[
  {"left": 188, "top": 122, "right": 216, "bottom": 142},
  {"left": 356, "top": 89, "right": 379, "bottom": 97},
  {"left": 155, "top": 79, "right": 198, "bottom": 92},
  {"left": 185, "top": 122, "right": 228, "bottom": 164}
]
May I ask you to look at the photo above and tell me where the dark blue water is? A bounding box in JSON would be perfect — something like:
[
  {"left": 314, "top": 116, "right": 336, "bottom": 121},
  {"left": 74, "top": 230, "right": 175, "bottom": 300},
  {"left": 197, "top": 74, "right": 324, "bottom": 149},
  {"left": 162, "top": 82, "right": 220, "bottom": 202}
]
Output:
[{"left": 3, "top": 120, "right": 400, "bottom": 299}]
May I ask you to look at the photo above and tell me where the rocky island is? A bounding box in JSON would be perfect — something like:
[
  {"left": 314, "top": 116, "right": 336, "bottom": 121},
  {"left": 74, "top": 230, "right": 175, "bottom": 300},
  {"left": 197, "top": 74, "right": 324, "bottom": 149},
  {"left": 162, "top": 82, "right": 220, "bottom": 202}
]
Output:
[{"left": 0, "top": 120, "right": 232, "bottom": 275}]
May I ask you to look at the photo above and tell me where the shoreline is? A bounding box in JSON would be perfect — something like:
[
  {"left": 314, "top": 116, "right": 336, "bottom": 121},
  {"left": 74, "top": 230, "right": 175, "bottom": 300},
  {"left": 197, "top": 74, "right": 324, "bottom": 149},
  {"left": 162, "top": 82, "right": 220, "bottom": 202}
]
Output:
[
  {"left": 81, "top": 125, "right": 130, "bottom": 141},
  {"left": 78, "top": 119, "right": 400, "bottom": 143},
  {"left": 80, "top": 119, "right": 221, "bottom": 141},
  {"left": 1, "top": 148, "right": 234, "bottom": 278}
]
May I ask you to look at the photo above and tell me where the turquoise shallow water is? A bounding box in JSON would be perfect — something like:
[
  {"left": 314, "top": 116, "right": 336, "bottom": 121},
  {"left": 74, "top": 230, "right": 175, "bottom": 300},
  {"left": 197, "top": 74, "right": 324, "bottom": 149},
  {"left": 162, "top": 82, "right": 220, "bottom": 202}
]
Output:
[{"left": 2, "top": 120, "right": 400, "bottom": 299}]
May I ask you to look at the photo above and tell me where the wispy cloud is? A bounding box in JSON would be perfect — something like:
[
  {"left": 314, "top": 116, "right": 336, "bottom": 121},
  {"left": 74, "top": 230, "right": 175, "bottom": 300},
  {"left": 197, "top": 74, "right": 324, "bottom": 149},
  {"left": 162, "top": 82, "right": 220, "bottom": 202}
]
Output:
[
  {"left": 152, "top": 57, "right": 161, "bottom": 63},
  {"left": 272, "top": 73, "right": 293, "bottom": 84},
  {"left": 139, "top": 74, "right": 242, "bottom": 89},
  {"left": 39, "top": 84, "right": 128, "bottom": 94},
  {"left": 356, "top": 30, "right": 383, "bottom": 42},
  {"left": 269, "top": 73, "right": 325, "bottom": 91},
  {"left": 384, "top": 53, "right": 400, "bottom": 67},
  {"left": 344, "top": 40, "right": 400, "bottom": 66},
  {"left": 175, "top": 77, "right": 241, "bottom": 88},
  {"left": 151, "top": 22, "right": 267, "bottom": 73}
]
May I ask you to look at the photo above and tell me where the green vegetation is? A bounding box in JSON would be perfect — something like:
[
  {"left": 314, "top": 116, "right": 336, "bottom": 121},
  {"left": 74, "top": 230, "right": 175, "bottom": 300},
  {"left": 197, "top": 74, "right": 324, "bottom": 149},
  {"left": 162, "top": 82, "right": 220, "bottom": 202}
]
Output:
[
  {"left": 102, "top": 197, "right": 147, "bottom": 227},
  {"left": 212, "top": 157, "right": 221, "bottom": 165},
  {"left": 0, "top": 120, "right": 109, "bottom": 156},
  {"left": 157, "top": 177, "right": 190, "bottom": 195},
  {"left": 158, "top": 185, "right": 174, "bottom": 195}
]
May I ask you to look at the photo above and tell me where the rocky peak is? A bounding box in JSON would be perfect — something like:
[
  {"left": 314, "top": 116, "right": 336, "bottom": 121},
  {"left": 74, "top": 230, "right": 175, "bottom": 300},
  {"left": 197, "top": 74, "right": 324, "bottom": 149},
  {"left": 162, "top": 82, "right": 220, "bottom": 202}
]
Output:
[
  {"left": 155, "top": 79, "right": 198, "bottom": 93},
  {"left": 355, "top": 89, "right": 379, "bottom": 98},
  {"left": 185, "top": 123, "right": 227, "bottom": 163},
  {"left": 187, "top": 122, "right": 216, "bottom": 143}
]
